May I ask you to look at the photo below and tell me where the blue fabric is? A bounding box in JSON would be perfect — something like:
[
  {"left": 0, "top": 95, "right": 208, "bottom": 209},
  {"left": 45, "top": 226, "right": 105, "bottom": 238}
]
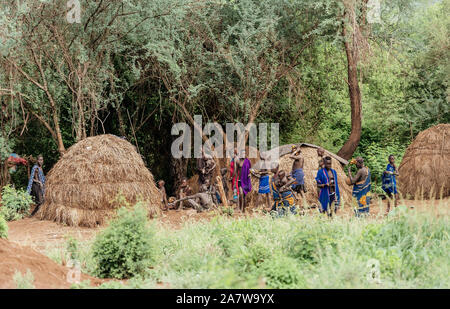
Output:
[
  {"left": 291, "top": 168, "right": 305, "bottom": 190},
  {"left": 352, "top": 169, "right": 372, "bottom": 216},
  {"left": 215, "top": 192, "right": 222, "bottom": 204},
  {"left": 315, "top": 168, "right": 340, "bottom": 212},
  {"left": 382, "top": 164, "right": 397, "bottom": 195},
  {"left": 27, "top": 165, "right": 45, "bottom": 195},
  {"left": 258, "top": 175, "right": 270, "bottom": 194},
  {"left": 271, "top": 179, "right": 296, "bottom": 217}
]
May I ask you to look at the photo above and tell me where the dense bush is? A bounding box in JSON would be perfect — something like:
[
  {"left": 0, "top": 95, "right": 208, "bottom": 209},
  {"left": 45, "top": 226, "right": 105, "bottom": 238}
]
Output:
[
  {"left": 286, "top": 229, "right": 337, "bottom": 263},
  {"left": 350, "top": 141, "right": 406, "bottom": 195},
  {"left": 0, "top": 213, "right": 8, "bottom": 238},
  {"left": 258, "top": 256, "right": 306, "bottom": 288},
  {"left": 91, "top": 202, "right": 156, "bottom": 279},
  {"left": 0, "top": 185, "right": 33, "bottom": 221}
]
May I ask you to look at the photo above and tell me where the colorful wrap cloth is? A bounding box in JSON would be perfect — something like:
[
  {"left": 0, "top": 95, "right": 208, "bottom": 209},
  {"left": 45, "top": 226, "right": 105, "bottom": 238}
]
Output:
[
  {"left": 258, "top": 175, "right": 270, "bottom": 194},
  {"left": 291, "top": 168, "right": 305, "bottom": 190},
  {"left": 271, "top": 179, "right": 296, "bottom": 217},
  {"left": 315, "top": 168, "right": 340, "bottom": 213},
  {"left": 240, "top": 158, "right": 252, "bottom": 195},
  {"left": 352, "top": 169, "right": 372, "bottom": 216},
  {"left": 382, "top": 164, "right": 397, "bottom": 195}
]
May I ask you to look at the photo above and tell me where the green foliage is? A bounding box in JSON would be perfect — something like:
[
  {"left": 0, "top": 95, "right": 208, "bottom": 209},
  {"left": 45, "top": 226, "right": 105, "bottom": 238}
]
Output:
[
  {"left": 0, "top": 136, "right": 13, "bottom": 161},
  {"left": 354, "top": 141, "right": 406, "bottom": 194},
  {"left": 258, "top": 256, "right": 306, "bottom": 289},
  {"left": 13, "top": 269, "right": 35, "bottom": 289},
  {"left": 0, "top": 185, "right": 33, "bottom": 221},
  {"left": 66, "top": 236, "right": 79, "bottom": 261},
  {"left": 221, "top": 206, "right": 234, "bottom": 217},
  {"left": 64, "top": 206, "right": 450, "bottom": 289},
  {"left": 91, "top": 202, "right": 156, "bottom": 279},
  {"left": 286, "top": 229, "right": 337, "bottom": 263},
  {"left": 0, "top": 213, "right": 8, "bottom": 238}
]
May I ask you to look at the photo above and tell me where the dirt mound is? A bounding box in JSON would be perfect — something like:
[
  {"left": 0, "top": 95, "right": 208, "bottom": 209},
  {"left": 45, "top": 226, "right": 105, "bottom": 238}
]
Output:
[
  {"left": 0, "top": 238, "right": 103, "bottom": 289},
  {"left": 38, "top": 134, "right": 161, "bottom": 227},
  {"left": 398, "top": 124, "right": 450, "bottom": 199}
]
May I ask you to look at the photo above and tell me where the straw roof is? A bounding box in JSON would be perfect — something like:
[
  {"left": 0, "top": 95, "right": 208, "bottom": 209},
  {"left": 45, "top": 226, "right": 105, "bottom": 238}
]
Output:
[
  {"left": 398, "top": 124, "right": 450, "bottom": 199},
  {"left": 37, "top": 134, "right": 161, "bottom": 227}
]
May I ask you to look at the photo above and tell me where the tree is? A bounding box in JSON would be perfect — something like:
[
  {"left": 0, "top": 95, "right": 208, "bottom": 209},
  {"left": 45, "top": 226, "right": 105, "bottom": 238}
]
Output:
[{"left": 0, "top": 0, "right": 164, "bottom": 154}]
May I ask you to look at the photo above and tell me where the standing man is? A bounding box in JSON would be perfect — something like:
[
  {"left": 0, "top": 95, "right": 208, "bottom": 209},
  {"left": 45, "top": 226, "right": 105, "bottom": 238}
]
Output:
[
  {"left": 234, "top": 149, "right": 252, "bottom": 213},
  {"left": 317, "top": 147, "right": 325, "bottom": 169},
  {"left": 250, "top": 167, "right": 271, "bottom": 210},
  {"left": 197, "top": 148, "right": 216, "bottom": 190},
  {"left": 176, "top": 178, "right": 193, "bottom": 211},
  {"left": 315, "top": 156, "right": 340, "bottom": 217},
  {"left": 157, "top": 180, "right": 168, "bottom": 211},
  {"left": 27, "top": 155, "right": 45, "bottom": 216},
  {"left": 289, "top": 145, "right": 306, "bottom": 203},
  {"left": 347, "top": 157, "right": 371, "bottom": 216},
  {"left": 382, "top": 155, "right": 399, "bottom": 214},
  {"left": 229, "top": 148, "right": 239, "bottom": 203}
]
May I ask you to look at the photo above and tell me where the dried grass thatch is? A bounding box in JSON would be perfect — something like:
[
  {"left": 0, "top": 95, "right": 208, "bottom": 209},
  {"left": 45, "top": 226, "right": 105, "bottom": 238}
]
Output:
[
  {"left": 398, "top": 124, "right": 450, "bottom": 199},
  {"left": 38, "top": 134, "right": 161, "bottom": 227}
]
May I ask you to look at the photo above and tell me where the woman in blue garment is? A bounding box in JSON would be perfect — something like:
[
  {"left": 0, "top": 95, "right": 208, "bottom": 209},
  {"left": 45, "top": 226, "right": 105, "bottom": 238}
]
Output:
[
  {"left": 347, "top": 157, "right": 371, "bottom": 217},
  {"left": 27, "top": 155, "right": 46, "bottom": 216},
  {"left": 270, "top": 170, "right": 296, "bottom": 217},
  {"left": 315, "top": 156, "right": 340, "bottom": 217},
  {"left": 382, "top": 155, "right": 399, "bottom": 214}
]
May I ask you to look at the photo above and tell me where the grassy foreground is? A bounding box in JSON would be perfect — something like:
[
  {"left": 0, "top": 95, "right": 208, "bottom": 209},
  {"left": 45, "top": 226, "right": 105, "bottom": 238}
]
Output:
[{"left": 48, "top": 203, "right": 449, "bottom": 289}]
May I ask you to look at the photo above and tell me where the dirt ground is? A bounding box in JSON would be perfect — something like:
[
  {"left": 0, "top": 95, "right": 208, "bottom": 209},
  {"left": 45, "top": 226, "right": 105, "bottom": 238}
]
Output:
[
  {"left": 3, "top": 197, "right": 448, "bottom": 289},
  {"left": 0, "top": 238, "right": 106, "bottom": 289}
]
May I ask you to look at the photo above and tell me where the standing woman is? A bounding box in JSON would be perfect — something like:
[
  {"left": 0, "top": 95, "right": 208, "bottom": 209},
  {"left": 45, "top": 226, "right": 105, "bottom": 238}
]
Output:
[
  {"left": 27, "top": 155, "right": 46, "bottom": 216},
  {"left": 382, "top": 155, "right": 399, "bottom": 214}
]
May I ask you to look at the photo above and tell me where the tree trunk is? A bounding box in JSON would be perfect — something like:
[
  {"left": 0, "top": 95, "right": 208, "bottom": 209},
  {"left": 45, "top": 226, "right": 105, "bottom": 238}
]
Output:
[
  {"left": 117, "top": 105, "right": 126, "bottom": 137},
  {"left": 337, "top": 23, "right": 362, "bottom": 161},
  {"left": 170, "top": 156, "right": 188, "bottom": 196}
]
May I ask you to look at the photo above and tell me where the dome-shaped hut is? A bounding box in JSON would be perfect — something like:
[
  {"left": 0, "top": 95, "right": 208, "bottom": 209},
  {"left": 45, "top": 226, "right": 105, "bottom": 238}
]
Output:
[
  {"left": 398, "top": 124, "right": 450, "bottom": 199},
  {"left": 37, "top": 134, "right": 161, "bottom": 227}
]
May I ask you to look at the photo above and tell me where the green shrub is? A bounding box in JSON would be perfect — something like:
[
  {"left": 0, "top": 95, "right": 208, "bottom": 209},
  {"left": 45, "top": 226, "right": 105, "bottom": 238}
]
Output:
[
  {"left": 258, "top": 256, "right": 306, "bottom": 288},
  {"left": 66, "top": 236, "right": 79, "bottom": 261},
  {"left": 0, "top": 214, "right": 8, "bottom": 238},
  {"left": 286, "top": 229, "right": 337, "bottom": 263},
  {"left": 355, "top": 142, "right": 405, "bottom": 194},
  {"left": 91, "top": 202, "right": 156, "bottom": 279},
  {"left": 0, "top": 185, "right": 33, "bottom": 221}
]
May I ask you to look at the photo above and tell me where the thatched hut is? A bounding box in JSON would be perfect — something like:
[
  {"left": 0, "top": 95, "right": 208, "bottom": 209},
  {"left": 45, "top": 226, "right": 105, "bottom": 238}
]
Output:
[
  {"left": 398, "top": 124, "right": 450, "bottom": 199},
  {"left": 38, "top": 134, "right": 161, "bottom": 227},
  {"left": 252, "top": 143, "right": 353, "bottom": 206}
]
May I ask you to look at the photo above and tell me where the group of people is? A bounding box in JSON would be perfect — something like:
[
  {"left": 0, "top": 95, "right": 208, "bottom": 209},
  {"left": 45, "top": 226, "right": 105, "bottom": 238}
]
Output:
[
  {"left": 24, "top": 145, "right": 400, "bottom": 219},
  {"left": 159, "top": 145, "right": 400, "bottom": 218}
]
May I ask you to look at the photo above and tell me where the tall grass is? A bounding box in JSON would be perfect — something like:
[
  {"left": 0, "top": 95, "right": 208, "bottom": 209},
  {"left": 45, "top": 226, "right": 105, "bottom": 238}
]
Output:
[
  {"left": 60, "top": 202, "right": 449, "bottom": 289},
  {"left": 145, "top": 205, "right": 449, "bottom": 288}
]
